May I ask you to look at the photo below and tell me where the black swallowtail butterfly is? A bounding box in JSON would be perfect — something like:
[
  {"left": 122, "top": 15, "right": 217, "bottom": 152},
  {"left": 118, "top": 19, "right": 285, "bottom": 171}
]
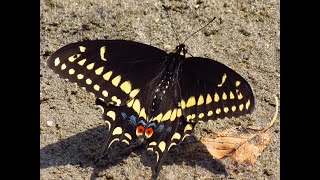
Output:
[{"left": 47, "top": 39, "right": 255, "bottom": 178}]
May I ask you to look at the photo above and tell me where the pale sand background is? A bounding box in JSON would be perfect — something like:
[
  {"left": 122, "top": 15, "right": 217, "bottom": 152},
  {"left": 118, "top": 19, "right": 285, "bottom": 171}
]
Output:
[{"left": 40, "top": 0, "right": 280, "bottom": 179}]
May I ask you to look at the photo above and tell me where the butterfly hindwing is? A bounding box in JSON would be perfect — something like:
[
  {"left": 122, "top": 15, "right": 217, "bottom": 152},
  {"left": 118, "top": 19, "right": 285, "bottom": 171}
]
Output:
[
  {"left": 95, "top": 98, "right": 141, "bottom": 158},
  {"left": 178, "top": 57, "right": 255, "bottom": 123},
  {"left": 47, "top": 40, "right": 167, "bottom": 106},
  {"left": 145, "top": 108, "right": 196, "bottom": 178}
]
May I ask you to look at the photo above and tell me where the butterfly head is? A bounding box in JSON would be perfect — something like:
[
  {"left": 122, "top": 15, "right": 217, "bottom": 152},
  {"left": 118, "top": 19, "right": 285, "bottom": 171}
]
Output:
[{"left": 176, "top": 44, "right": 188, "bottom": 57}]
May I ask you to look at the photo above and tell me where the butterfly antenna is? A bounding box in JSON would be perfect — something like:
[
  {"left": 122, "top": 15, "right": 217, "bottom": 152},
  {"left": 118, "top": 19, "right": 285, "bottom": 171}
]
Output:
[
  {"left": 162, "top": 5, "right": 181, "bottom": 45},
  {"left": 183, "top": 17, "right": 216, "bottom": 44}
]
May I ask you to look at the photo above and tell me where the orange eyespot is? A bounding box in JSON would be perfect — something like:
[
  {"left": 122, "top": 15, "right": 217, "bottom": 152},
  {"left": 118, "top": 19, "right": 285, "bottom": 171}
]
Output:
[
  {"left": 136, "top": 125, "right": 145, "bottom": 136},
  {"left": 145, "top": 127, "right": 154, "bottom": 138}
]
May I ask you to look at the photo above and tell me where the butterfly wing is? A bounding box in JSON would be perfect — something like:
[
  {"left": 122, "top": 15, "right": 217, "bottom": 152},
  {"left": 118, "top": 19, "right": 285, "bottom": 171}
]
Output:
[
  {"left": 178, "top": 57, "right": 255, "bottom": 123},
  {"left": 145, "top": 109, "right": 196, "bottom": 179},
  {"left": 95, "top": 98, "right": 141, "bottom": 158},
  {"left": 47, "top": 40, "right": 167, "bottom": 106}
]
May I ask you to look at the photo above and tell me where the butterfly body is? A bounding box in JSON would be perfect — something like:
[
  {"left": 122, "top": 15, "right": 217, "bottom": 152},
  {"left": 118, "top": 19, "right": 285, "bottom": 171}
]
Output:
[{"left": 47, "top": 40, "right": 254, "bottom": 179}]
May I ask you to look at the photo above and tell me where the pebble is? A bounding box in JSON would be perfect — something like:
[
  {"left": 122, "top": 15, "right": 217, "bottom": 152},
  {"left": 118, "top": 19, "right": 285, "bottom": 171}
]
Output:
[{"left": 47, "top": 120, "right": 54, "bottom": 127}]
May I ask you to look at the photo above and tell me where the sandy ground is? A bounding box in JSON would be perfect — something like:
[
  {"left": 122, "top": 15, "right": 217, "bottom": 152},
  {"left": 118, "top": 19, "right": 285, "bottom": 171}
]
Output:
[{"left": 40, "top": 0, "right": 280, "bottom": 179}]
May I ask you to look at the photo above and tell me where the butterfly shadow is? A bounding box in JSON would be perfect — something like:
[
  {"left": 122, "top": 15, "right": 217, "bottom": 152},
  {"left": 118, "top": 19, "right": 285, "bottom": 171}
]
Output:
[
  {"left": 40, "top": 125, "right": 132, "bottom": 171},
  {"left": 40, "top": 126, "right": 227, "bottom": 179},
  {"left": 139, "top": 135, "right": 228, "bottom": 178}
]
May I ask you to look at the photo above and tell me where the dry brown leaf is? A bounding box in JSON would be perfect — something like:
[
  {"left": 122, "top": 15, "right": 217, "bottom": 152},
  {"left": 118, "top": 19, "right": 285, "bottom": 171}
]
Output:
[
  {"left": 231, "top": 129, "right": 271, "bottom": 165},
  {"left": 200, "top": 132, "right": 255, "bottom": 159},
  {"left": 200, "top": 95, "right": 279, "bottom": 165}
]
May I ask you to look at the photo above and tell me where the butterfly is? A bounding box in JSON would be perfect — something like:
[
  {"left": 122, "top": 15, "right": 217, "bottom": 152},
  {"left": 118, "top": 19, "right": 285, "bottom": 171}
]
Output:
[{"left": 47, "top": 39, "right": 255, "bottom": 179}]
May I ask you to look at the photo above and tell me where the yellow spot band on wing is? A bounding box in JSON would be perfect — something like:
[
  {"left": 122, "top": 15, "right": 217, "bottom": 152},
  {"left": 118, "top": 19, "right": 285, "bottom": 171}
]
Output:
[
  {"left": 197, "top": 95, "right": 204, "bottom": 105},
  {"left": 93, "top": 84, "right": 100, "bottom": 91},
  {"left": 54, "top": 57, "right": 60, "bottom": 66},
  {"left": 236, "top": 89, "right": 243, "bottom": 100},
  {"left": 103, "top": 71, "right": 113, "bottom": 81},
  {"left": 111, "top": 75, "right": 121, "bottom": 87},
  {"left": 232, "top": 106, "right": 236, "bottom": 112},
  {"left": 68, "top": 54, "right": 80, "bottom": 62},
  {"left": 218, "top": 73, "right": 227, "bottom": 87},
  {"left": 239, "top": 104, "right": 244, "bottom": 111},
  {"left": 246, "top": 100, "right": 251, "bottom": 109},
  {"left": 111, "top": 96, "right": 121, "bottom": 105},
  {"left": 186, "top": 96, "right": 196, "bottom": 108},
  {"left": 127, "top": 99, "right": 134, "bottom": 108},
  {"left": 112, "top": 127, "right": 122, "bottom": 135},
  {"left": 77, "top": 74, "right": 84, "bottom": 79},
  {"left": 106, "top": 111, "right": 116, "bottom": 121},
  {"left": 176, "top": 108, "right": 182, "bottom": 117},
  {"left": 100, "top": 46, "right": 107, "bottom": 61},
  {"left": 107, "top": 138, "right": 119, "bottom": 149},
  {"left": 184, "top": 124, "right": 193, "bottom": 132},
  {"left": 222, "top": 92, "right": 227, "bottom": 100},
  {"left": 206, "top": 94, "right": 212, "bottom": 104},
  {"left": 158, "top": 141, "right": 166, "bottom": 152},
  {"left": 171, "top": 133, "right": 181, "bottom": 140},
  {"left": 168, "top": 143, "right": 177, "bottom": 151},
  {"left": 235, "top": 81, "right": 241, "bottom": 87},
  {"left": 155, "top": 151, "right": 159, "bottom": 162},
  {"left": 105, "top": 120, "right": 111, "bottom": 130},
  {"left": 139, "top": 107, "right": 147, "bottom": 120},
  {"left": 129, "top": 89, "right": 140, "bottom": 98},
  {"left": 149, "top": 141, "right": 157, "bottom": 146},
  {"left": 182, "top": 134, "right": 190, "bottom": 141},
  {"left": 170, "top": 109, "right": 177, "bottom": 121},
  {"left": 162, "top": 110, "right": 172, "bottom": 121},
  {"left": 79, "top": 46, "right": 86, "bottom": 52},
  {"left": 120, "top": 81, "right": 132, "bottom": 94},
  {"left": 214, "top": 93, "right": 220, "bottom": 102},
  {"left": 230, "top": 91, "right": 235, "bottom": 99},
  {"left": 122, "top": 139, "right": 130, "bottom": 145},
  {"left": 132, "top": 99, "right": 141, "bottom": 114},
  {"left": 180, "top": 99, "right": 186, "bottom": 109},
  {"left": 85, "top": 78, "right": 92, "bottom": 85},
  {"left": 61, "top": 63, "right": 66, "bottom": 70},
  {"left": 95, "top": 67, "right": 104, "bottom": 75},
  {"left": 102, "top": 90, "right": 108, "bottom": 97},
  {"left": 69, "top": 69, "right": 75, "bottom": 75},
  {"left": 124, "top": 133, "right": 132, "bottom": 140},
  {"left": 153, "top": 113, "right": 163, "bottom": 122},
  {"left": 77, "top": 58, "right": 86, "bottom": 66},
  {"left": 86, "top": 62, "right": 95, "bottom": 70}
]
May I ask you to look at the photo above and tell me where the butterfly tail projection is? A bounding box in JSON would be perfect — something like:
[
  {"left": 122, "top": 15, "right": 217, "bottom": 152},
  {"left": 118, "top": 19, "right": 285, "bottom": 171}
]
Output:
[
  {"left": 95, "top": 98, "right": 140, "bottom": 158},
  {"left": 145, "top": 111, "right": 196, "bottom": 179}
]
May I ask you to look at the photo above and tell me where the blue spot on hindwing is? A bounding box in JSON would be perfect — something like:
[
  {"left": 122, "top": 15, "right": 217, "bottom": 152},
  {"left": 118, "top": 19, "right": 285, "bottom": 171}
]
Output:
[
  {"left": 166, "top": 126, "right": 172, "bottom": 134},
  {"left": 129, "top": 115, "right": 137, "bottom": 126},
  {"left": 138, "top": 119, "right": 146, "bottom": 126},
  {"left": 147, "top": 122, "right": 156, "bottom": 128},
  {"left": 156, "top": 124, "right": 164, "bottom": 133},
  {"left": 121, "top": 112, "right": 127, "bottom": 119}
]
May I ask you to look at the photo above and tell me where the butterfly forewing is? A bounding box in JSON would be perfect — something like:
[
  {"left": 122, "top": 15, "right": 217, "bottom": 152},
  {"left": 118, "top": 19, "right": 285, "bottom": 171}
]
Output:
[
  {"left": 178, "top": 57, "right": 255, "bottom": 123},
  {"left": 47, "top": 40, "right": 167, "bottom": 106}
]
